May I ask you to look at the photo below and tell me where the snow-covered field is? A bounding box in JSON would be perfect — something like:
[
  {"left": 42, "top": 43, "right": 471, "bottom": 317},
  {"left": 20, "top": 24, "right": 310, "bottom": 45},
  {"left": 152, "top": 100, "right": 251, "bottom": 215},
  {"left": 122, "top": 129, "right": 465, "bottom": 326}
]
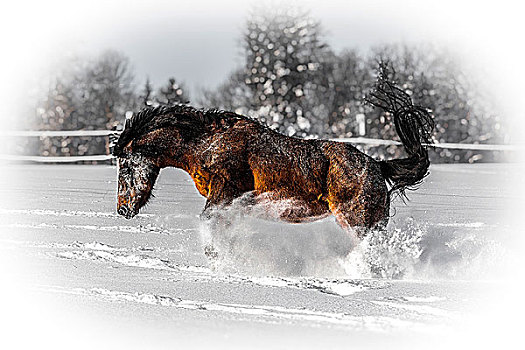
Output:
[{"left": 0, "top": 163, "right": 523, "bottom": 349}]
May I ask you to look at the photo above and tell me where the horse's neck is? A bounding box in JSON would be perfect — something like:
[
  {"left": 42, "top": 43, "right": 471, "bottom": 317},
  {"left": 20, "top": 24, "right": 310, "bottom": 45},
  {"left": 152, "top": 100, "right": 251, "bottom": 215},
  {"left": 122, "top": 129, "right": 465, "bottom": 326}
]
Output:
[
  {"left": 164, "top": 139, "right": 212, "bottom": 197},
  {"left": 165, "top": 137, "right": 208, "bottom": 175}
]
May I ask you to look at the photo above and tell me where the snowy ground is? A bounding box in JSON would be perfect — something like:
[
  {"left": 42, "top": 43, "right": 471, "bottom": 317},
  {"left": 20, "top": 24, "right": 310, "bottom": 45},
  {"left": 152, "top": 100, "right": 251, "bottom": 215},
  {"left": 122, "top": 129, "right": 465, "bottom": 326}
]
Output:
[{"left": 0, "top": 163, "right": 523, "bottom": 349}]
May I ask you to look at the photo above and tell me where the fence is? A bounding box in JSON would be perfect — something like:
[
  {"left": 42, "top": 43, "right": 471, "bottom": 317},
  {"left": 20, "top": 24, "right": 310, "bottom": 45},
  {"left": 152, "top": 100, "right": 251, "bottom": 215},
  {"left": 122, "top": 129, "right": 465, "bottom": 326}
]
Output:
[{"left": 0, "top": 130, "right": 519, "bottom": 163}]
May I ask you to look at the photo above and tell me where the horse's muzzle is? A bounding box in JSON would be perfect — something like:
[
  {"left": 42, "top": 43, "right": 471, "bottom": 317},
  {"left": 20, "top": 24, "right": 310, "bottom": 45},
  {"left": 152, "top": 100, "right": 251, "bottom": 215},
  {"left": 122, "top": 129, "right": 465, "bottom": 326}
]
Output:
[{"left": 117, "top": 205, "right": 136, "bottom": 219}]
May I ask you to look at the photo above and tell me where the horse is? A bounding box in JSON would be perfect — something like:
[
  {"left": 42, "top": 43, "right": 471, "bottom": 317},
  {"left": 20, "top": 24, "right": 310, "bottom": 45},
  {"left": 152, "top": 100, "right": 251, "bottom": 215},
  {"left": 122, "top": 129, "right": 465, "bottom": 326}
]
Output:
[{"left": 113, "top": 63, "right": 434, "bottom": 247}]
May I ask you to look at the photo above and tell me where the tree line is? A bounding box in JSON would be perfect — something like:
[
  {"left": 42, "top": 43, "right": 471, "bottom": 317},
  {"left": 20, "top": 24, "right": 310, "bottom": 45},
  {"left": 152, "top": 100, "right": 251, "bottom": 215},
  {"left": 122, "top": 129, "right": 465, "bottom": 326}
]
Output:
[{"left": 32, "top": 7, "right": 506, "bottom": 163}]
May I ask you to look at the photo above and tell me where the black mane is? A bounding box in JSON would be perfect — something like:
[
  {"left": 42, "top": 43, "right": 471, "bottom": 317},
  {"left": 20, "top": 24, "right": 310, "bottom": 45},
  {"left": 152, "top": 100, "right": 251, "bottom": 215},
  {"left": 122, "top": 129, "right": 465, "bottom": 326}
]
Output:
[{"left": 113, "top": 104, "right": 261, "bottom": 156}]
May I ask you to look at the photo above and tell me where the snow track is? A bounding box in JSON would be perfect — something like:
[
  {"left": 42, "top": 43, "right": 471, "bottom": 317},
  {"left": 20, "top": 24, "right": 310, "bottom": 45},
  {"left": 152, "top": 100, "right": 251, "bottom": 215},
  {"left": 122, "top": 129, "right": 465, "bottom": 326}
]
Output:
[{"left": 36, "top": 285, "right": 445, "bottom": 331}]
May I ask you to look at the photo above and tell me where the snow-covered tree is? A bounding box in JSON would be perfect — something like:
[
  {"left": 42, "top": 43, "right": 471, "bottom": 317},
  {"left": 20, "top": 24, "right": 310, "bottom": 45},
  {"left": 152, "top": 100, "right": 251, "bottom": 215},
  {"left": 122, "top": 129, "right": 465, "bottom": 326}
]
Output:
[
  {"left": 35, "top": 78, "right": 78, "bottom": 156},
  {"left": 306, "top": 49, "right": 370, "bottom": 138},
  {"left": 200, "top": 6, "right": 370, "bottom": 139},
  {"left": 240, "top": 6, "right": 332, "bottom": 136},
  {"left": 37, "top": 78, "right": 76, "bottom": 131}
]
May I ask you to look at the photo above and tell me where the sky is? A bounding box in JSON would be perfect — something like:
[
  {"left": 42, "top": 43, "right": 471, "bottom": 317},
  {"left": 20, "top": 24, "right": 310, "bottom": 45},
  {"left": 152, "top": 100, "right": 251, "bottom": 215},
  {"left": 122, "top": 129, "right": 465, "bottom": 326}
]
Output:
[
  {"left": 65, "top": 0, "right": 444, "bottom": 93},
  {"left": 1, "top": 0, "right": 524, "bottom": 132}
]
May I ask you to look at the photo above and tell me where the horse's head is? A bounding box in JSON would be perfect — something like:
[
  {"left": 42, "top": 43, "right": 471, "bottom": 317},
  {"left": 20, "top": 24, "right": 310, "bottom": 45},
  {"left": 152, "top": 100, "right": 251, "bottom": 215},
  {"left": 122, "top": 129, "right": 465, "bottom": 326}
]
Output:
[
  {"left": 112, "top": 105, "right": 206, "bottom": 218},
  {"left": 115, "top": 151, "right": 160, "bottom": 219},
  {"left": 113, "top": 120, "right": 166, "bottom": 219}
]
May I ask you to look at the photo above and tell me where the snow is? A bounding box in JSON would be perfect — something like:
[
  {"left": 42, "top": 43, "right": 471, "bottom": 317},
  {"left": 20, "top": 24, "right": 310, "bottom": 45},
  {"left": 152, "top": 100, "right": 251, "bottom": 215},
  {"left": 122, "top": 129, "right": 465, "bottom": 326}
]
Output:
[{"left": 0, "top": 163, "right": 523, "bottom": 349}]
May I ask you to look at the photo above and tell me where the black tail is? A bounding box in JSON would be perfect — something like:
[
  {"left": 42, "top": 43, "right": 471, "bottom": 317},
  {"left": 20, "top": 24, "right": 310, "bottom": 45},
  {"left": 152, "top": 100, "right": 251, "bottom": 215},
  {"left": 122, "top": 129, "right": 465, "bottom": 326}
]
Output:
[{"left": 365, "top": 61, "right": 435, "bottom": 199}]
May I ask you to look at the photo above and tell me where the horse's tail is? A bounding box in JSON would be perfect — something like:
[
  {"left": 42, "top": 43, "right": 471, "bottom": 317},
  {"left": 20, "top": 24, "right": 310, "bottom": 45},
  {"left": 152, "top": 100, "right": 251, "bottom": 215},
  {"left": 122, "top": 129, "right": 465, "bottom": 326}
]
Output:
[{"left": 365, "top": 61, "right": 435, "bottom": 200}]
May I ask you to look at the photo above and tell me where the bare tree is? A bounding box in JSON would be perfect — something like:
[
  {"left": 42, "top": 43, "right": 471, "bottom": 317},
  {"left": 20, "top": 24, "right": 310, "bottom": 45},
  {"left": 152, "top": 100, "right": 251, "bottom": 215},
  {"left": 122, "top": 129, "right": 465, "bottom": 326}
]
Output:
[
  {"left": 156, "top": 77, "right": 189, "bottom": 105},
  {"left": 140, "top": 77, "right": 155, "bottom": 107},
  {"left": 73, "top": 50, "right": 137, "bottom": 130},
  {"left": 35, "top": 50, "right": 138, "bottom": 157},
  {"left": 198, "top": 68, "right": 251, "bottom": 113}
]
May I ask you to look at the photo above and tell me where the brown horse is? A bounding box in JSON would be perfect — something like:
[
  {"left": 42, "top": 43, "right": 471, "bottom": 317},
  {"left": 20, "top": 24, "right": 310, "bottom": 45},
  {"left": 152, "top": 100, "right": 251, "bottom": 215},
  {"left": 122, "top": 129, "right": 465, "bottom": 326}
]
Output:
[{"left": 113, "top": 64, "right": 434, "bottom": 242}]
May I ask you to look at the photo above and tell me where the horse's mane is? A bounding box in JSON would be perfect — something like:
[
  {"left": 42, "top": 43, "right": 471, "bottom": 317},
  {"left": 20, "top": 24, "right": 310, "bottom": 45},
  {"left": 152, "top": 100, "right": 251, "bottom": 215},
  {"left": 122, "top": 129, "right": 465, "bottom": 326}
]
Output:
[{"left": 113, "top": 104, "right": 262, "bottom": 156}]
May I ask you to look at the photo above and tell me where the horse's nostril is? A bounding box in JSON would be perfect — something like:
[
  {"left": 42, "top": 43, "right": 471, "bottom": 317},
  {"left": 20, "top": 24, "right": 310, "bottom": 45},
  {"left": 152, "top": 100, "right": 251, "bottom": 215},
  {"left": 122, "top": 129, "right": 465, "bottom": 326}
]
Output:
[{"left": 118, "top": 206, "right": 129, "bottom": 217}]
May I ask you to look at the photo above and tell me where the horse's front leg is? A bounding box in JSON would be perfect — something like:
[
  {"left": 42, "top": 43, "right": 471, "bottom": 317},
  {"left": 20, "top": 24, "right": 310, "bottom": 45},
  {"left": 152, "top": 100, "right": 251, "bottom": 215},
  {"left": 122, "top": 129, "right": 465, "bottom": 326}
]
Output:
[
  {"left": 199, "top": 175, "right": 244, "bottom": 259},
  {"left": 200, "top": 199, "right": 223, "bottom": 221}
]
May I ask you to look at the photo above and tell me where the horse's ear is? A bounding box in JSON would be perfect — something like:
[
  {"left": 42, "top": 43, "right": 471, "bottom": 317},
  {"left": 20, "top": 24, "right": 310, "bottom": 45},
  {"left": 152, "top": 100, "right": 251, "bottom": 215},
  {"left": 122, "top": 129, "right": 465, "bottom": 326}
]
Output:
[{"left": 112, "top": 128, "right": 134, "bottom": 156}]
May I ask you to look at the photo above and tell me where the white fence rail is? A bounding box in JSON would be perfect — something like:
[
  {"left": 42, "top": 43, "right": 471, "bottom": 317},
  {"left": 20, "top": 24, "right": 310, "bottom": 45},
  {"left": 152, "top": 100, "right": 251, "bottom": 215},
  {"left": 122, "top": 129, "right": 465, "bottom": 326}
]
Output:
[
  {"left": 0, "top": 130, "right": 519, "bottom": 163},
  {"left": 0, "top": 154, "right": 113, "bottom": 163},
  {"left": 333, "top": 137, "right": 518, "bottom": 151},
  {"left": 3, "top": 130, "right": 115, "bottom": 137}
]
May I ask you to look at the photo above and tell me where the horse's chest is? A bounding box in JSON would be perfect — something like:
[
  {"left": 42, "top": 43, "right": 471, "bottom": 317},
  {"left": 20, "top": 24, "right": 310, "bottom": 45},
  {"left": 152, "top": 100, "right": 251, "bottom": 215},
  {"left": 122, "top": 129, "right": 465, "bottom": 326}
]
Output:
[{"left": 190, "top": 171, "right": 211, "bottom": 197}]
